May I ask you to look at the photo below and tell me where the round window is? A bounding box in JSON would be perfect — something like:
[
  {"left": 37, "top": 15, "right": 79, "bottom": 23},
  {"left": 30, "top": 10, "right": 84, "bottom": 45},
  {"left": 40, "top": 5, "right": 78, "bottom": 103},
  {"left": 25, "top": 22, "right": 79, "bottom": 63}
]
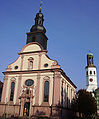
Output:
[
  {"left": 15, "top": 66, "right": 18, "bottom": 69},
  {"left": 44, "top": 63, "right": 48, "bottom": 67},
  {"left": 25, "top": 79, "right": 34, "bottom": 86}
]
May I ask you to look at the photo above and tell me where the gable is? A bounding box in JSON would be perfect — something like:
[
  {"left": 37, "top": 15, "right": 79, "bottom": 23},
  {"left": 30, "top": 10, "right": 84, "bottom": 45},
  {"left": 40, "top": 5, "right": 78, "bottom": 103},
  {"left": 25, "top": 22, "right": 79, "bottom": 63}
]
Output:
[
  {"left": 6, "top": 43, "right": 60, "bottom": 72},
  {"left": 21, "top": 42, "right": 43, "bottom": 53}
]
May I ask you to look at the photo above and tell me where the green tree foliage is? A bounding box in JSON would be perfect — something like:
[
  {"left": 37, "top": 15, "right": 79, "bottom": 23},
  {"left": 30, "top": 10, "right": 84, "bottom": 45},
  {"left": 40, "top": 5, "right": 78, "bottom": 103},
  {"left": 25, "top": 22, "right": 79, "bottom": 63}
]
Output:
[{"left": 71, "top": 89, "right": 97, "bottom": 118}]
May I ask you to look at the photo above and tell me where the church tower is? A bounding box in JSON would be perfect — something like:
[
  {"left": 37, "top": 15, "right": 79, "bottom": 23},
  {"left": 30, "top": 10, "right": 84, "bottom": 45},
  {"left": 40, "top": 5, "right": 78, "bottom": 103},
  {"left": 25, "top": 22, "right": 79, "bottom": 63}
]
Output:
[
  {"left": 26, "top": 8, "right": 48, "bottom": 50},
  {"left": 85, "top": 53, "right": 97, "bottom": 92}
]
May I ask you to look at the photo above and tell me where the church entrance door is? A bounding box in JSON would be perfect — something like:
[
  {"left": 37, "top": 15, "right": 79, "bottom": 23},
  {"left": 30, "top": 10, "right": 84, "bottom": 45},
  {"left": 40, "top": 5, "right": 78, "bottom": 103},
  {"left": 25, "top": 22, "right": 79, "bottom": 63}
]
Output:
[{"left": 23, "top": 102, "right": 30, "bottom": 116}]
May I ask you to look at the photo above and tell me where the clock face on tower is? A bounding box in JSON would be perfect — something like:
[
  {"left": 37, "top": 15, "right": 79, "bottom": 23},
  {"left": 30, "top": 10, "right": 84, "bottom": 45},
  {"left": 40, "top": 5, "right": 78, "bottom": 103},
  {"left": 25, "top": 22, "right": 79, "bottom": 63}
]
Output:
[{"left": 89, "top": 78, "right": 93, "bottom": 82}]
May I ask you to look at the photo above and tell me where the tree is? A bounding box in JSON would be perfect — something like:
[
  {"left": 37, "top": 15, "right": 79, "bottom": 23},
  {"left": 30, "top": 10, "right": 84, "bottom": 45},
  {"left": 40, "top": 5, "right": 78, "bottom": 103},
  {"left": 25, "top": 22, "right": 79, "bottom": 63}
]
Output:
[{"left": 71, "top": 89, "right": 97, "bottom": 118}]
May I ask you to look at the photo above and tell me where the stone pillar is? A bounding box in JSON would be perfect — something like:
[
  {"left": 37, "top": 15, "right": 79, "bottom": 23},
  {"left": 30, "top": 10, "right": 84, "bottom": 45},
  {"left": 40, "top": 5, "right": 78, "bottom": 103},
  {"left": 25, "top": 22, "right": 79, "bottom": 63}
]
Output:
[
  {"left": 16, "top": 55, "right": 24, "bottom": 104},
  {"left": 16, "top": 76, "right": 22, "bottom": 104},
  {"left": 35, "top": 54, "right": 41, "bottom": 105},
  {"left": 35, "top": 75, "right": 40, "bottom": 105}
]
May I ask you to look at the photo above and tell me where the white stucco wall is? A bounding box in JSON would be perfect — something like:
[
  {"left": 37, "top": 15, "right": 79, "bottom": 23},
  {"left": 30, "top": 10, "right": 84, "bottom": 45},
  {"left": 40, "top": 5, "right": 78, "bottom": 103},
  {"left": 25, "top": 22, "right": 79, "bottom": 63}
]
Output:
[
  {"left": 86, "top": 67, "right": 97, "bottom": 92},
  {"left": 3, "top": 42, "right": 76, "bottom": 108}
]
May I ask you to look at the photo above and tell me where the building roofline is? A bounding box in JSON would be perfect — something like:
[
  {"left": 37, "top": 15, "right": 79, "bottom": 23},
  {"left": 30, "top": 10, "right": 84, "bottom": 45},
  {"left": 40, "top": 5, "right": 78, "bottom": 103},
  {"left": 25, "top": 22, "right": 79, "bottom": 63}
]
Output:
[{"left": 60, "top": 69, "right": 77, "bottom": 89}]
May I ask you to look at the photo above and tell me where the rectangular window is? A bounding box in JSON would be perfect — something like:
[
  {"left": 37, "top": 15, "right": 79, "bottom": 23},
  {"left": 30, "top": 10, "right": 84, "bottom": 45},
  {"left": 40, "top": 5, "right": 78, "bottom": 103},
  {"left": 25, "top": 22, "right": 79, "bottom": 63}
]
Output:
[
  {"left": 10, "top": 82, "right": 15, "bottom": 101},
  {"left": 44, "top": 81, "right": 49, "bottom": 102}
]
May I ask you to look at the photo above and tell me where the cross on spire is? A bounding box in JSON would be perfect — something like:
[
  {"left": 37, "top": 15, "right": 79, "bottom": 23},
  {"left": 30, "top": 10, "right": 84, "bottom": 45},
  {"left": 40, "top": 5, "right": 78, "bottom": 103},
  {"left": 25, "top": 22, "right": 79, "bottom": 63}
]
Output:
[{"left": 39, "top": 0, "right": 43, "bottom": 12}]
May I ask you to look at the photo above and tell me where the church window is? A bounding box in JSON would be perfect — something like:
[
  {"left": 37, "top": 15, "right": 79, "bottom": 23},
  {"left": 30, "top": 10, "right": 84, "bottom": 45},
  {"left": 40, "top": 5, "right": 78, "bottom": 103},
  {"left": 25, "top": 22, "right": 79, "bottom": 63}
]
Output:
[
  {"left": 44, "top": 81, "right": 49, "bottom": 102},
  {"left": 10, "top": 82, "right": 15, "bottom": 101},
  {"left": 30, "top": 61, "right": 33, "bottom": 69},
  {"left": 32, "top": 37, "right": 35, "bottom": 42},
  {"left": 25, "top": 79, "right": 34, "bottom": 86},
  {"left": 89, "top": 58, "right": 91, "bottom": 64},
  {"left": 86, "top": 71, "right": 88, "bottom": 75},
  {"left": 67, "top": 85, "right": 69, "bottom": 108},
  {"left": 14, "top": 66, "right": 18, "bottom": 69},
  {"left": 44, "top": 63, "right": 48, "bottom": 67},
  {"left": 28, "top": 57, "right": 34, "bottom": 69},
  {"left": 94, "top": 71, "right": 95, "bottom": 75},
  {"left": 61, "top": 81, "right": 63, "bottom": 106},
  {"left": 90, "top": 71, "right": 92, "bottom": 75}
]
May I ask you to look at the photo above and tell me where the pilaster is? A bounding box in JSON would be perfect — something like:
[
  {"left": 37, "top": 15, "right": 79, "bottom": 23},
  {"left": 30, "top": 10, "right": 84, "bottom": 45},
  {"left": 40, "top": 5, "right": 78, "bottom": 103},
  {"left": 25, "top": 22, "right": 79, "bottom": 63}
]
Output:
[
  {"left": 53, "top": 70, "right": 61, "bottom": 106},
  {"left": 1, "top": 76, "right": 8, "bottom": 103}
]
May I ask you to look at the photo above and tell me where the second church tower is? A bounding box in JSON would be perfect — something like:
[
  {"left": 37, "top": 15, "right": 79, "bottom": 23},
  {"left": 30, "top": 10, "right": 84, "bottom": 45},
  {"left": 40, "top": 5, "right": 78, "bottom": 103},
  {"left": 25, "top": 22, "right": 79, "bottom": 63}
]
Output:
[{"left": 85, "top": 53, "right": 97, "bottom": 92}]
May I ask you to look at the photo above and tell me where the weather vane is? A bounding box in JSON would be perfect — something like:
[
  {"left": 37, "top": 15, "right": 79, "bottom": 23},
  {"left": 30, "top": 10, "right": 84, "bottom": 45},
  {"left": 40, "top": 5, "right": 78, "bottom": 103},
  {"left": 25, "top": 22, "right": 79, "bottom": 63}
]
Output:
[{"left": 39, "top": 0, "right": 43, "bottom": 12}]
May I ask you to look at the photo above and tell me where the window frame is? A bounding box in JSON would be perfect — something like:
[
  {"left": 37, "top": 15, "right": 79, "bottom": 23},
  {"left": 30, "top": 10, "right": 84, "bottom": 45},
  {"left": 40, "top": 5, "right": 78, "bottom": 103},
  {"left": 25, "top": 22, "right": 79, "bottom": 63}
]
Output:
[
  {"left": 94, "top": 71, "right": 96, "bottom": 75},
  {"left": 43, "top": 80, "right": 49, "bottom": 102},
  {"left": 28, "top": 57, "right": 34, "bottom": 70},
  {"left": 90, "top": 70, "right": 92, "bottom": 75},
  {"left": 10, "top": 82, "right": 15, "bottom": 101},
  {"left": 25, "top": 79, "right": 34, "bottom": 87}
]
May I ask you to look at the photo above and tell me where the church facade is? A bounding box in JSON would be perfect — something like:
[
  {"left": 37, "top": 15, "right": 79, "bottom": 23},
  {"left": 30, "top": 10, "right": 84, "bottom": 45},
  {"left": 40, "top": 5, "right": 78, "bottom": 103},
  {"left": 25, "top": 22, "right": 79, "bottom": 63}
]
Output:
[{"left": 0, "top": 8, "right": 76, "bottom": 118}]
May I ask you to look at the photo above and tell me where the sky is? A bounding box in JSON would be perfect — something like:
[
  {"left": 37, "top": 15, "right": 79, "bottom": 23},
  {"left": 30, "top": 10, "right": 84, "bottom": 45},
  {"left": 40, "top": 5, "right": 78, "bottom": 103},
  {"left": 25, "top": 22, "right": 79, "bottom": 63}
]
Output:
[{"left": 0, "top": 0, "right": 99, "bottom": 90}]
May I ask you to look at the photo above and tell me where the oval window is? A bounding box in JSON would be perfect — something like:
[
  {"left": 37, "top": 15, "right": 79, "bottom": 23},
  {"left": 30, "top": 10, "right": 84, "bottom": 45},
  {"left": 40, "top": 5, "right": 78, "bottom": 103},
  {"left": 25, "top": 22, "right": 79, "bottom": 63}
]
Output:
[
  {"left": 15, "top": 66, "right": 18, "bottom": 69},
  {"left": 44, "top": 63, "right": 48, "bottom": 67},
  {"left": 25, "top": 79, "right": 34, "bottom": 86}
]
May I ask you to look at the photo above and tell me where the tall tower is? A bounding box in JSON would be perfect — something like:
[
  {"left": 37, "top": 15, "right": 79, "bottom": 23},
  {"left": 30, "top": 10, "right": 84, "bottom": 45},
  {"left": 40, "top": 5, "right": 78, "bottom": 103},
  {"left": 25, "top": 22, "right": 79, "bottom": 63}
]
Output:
[
  {"left": 26, "top": 8, "right": 48, "bottom": 50},
  {"left": 85, "top": 53, "right": 97, "bottom": 92}
]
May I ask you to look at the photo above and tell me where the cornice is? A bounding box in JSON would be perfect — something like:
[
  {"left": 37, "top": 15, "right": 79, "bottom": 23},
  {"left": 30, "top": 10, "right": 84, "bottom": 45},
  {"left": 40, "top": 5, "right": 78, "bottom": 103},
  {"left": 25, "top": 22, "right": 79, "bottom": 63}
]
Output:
[
  {"left": 18, "top": 50, "right": 47, "bottom": 55},
  {"left": 61, "top": 70, "right": 77, "bottom": 89},
  {"left": 85, "top": 65, "right": 96, "bottom": 69},
  {"left": 26, "top": 31, "right": 48, "bottom": 40},
  {"left": 3, "top": 68, "right": 61, "bottom": 75}
]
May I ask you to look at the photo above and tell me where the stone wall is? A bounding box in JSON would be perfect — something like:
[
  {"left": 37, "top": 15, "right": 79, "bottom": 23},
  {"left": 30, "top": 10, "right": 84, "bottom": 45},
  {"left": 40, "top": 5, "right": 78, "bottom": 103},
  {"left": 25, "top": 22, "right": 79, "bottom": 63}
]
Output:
[
  {"left": 0, "top": 104, "right": 20, "bottom": 117},
  {"left": 0, "top": 104, "right": 73, "bottom": 119}
]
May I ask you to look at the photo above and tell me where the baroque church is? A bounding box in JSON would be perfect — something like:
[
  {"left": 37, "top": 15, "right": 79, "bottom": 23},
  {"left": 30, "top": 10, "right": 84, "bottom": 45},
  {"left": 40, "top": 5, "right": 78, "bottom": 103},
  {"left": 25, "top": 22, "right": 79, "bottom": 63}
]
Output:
[{"left": 0, "top": 7, "right": 76, "bottom": 118}]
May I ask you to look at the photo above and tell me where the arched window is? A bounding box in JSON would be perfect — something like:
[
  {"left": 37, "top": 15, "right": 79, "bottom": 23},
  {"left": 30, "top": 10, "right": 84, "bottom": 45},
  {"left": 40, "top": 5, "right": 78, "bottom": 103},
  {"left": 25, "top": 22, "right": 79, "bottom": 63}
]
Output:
[
  {"left": 90, "top": 71, "right": 92, "bottom": 75},
  {"left": 44, "top": 81, "right": 49, "bottom": 102},
  {"left": 94, "top": 71, "right": 96, "bottom": 75},
  {"left": 86, "top": 71, "right": 88, "bottom": 75},
  {"left": 30, "top": 61, "right": 33, "bottom": 69},
  {"left": 28, "top": 57, "right": 34, "bottom": 69},
  {"left": 10, "top": 82, "right": 15, "bottom": 101},
  {"left": 89, "top": 58, "right": 91, "bottom": 64}
]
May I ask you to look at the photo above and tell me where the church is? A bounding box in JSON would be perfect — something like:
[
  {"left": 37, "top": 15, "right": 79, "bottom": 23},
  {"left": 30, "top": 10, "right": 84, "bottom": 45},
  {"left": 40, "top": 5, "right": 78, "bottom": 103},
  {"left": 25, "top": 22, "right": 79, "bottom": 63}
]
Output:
[{"left": 0, "top": 7, "right": 76, "bottom": 118}]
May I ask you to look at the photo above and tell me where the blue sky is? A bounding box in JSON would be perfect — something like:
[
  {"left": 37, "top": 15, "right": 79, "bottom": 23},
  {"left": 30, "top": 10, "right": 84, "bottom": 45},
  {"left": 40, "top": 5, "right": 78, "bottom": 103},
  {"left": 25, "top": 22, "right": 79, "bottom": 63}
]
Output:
[{"left": 0, "top": 0, "right": 99, "bottom": 90}]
